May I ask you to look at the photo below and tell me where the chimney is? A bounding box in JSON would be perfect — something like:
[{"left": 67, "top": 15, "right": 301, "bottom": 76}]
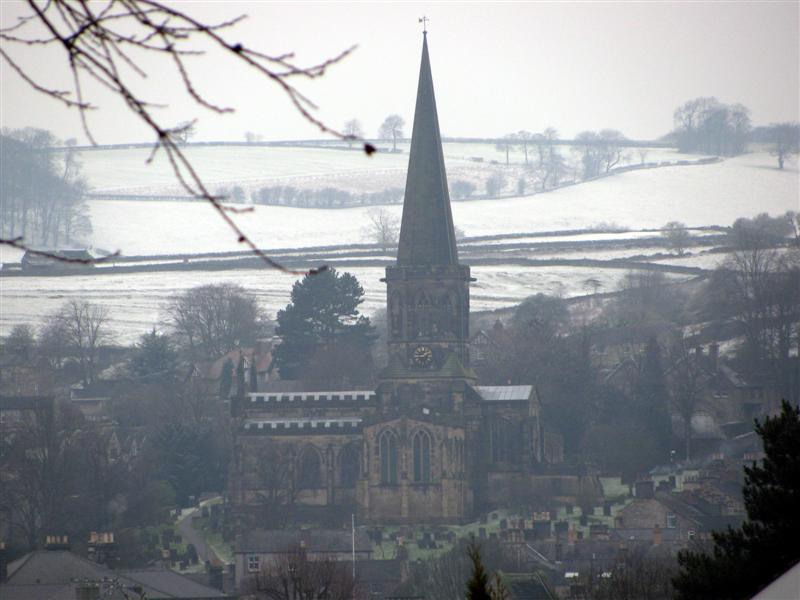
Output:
[
  {"left": 0, "top": 541, "right": 8, "bottom": 583},
  {"left": 634, "top": 480, "right": 654, "bottom": 499},
  {"left": 45, "top": 535, "right": 70, "bottom": 550},
  {"left": 653, "top": 524, "right": 662, "bottom": 546},
  {"left": 709, "top": 343, "right": 719, "bottom": 372},
  {"left": 87, "top": 532, "right": 116, "bottom": 566}
]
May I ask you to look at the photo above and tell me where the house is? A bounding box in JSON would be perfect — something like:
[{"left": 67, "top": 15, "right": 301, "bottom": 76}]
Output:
[
  {"left": 234, "top": 528, "right": 371, "bottom": 589},
  {"left": 0, "top": 543, "right": 227, "bottom": 599},
  {"left": 206, "top": 344, "right": 273, "bottom": 394},
  {"left": 20, "top": 249, "right": 94, "bottom": 270},
  {"left": 615, "top": 490, "right": 743, "bottom": 544}
]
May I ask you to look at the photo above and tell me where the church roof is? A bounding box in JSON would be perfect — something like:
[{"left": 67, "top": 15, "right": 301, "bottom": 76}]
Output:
[{"left": 396, "top": 33, "right": 459, "bottom": 267}]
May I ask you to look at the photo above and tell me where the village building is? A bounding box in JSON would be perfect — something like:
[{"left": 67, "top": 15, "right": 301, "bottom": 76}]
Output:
[
  {"left": 228, "top": 33, "right": 568, "bottom": 527},
  {"left": 234, "top": 529, "right": 372, "bottom": 589},
  {"left": 0, "top": 538, "right": 228, "bottom": 599}
]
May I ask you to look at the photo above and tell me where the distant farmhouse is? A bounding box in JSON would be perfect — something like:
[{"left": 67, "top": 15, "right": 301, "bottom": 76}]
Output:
[
  {"left": 228, "top": 33, "right": 574, "bottom": 528},
  {"left": 20, "top": 248, "right": 94, "bottom": 271}
]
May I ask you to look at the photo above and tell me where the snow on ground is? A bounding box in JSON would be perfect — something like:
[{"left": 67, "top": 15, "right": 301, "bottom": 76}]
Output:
[
  {"left": 0, "top": 264, "right": 690, "bottom": 344},
  {"left": 77, "top": 144, "right": 706, "bottom": 195},
  {"left": 2, "top": 150, "right": 796, "bottom": 343},
  {"left": 78, "top": 152, "right": 797, "bottom": 257},
  {"left": 76, "top": 145, "right": 412, "bottom": 195}
]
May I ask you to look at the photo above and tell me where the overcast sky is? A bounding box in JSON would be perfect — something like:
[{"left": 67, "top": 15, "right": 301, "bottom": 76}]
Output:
[{"left": 1, "top": 1, "right": 798, "bottom": 144}]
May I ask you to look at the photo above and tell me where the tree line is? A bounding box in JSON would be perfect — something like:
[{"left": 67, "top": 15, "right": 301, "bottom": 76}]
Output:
[{"left": 0, "top": 128, "right": 92, "bottom": 249}]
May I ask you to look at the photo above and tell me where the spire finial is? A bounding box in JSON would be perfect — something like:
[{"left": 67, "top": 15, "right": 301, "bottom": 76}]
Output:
[{"left": 418, "top": 16, "right": 429, "bottom": 35}]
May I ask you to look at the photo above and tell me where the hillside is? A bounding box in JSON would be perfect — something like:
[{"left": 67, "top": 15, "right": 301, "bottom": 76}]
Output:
[{"left": 0, "top": 148, "right": 797, "bottom": 343}]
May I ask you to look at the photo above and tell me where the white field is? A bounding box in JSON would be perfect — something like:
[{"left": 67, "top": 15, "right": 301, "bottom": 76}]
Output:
[
  {"left": 1, "top": 148, "right": 797, "bottom": 342},
  {"left": 0, "top": 265, "right": 689, "bottom": 345},
  {"left": 79, "top": 151, "right": 796, "bottom": 257},
  {"left": 76, "top": 142, "right": 711, "bottom": 198}
]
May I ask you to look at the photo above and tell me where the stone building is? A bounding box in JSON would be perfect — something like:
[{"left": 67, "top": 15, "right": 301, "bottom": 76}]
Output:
[{"left": 229, "top": 33, "right": 563, "bottom": 525}]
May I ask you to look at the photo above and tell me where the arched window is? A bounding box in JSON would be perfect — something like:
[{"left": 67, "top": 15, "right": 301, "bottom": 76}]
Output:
[
  {"left": 379, "top": 430, "right": 398, "bottom": 484},
  {"left": 297, "top": 447, "right": 322, "bottom": 489},
  {"left": 412, "top": 430, "right": 431, "bottom": 482},
  {"left": 339, "top": 443, "right": 359, "bottom": 487}
]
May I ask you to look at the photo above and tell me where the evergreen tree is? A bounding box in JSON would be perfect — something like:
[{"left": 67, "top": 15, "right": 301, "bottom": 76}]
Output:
[
  {"left": 635, "top": 337, "right": 672, "bottom": 459},
  {"left": 673, "top": 400, "right": 800, "bottom": 599},
  {"left": 249, "top": 351, "right": 259, "bottom": 392},
  {"left": 219, "top": 358, "right": 233, "bottom": 399},
  {"left": 131, "top": 328, "right": 177, "bottom": 379},
  {"left": 273, "top": 268, "right": 375, "bottom": 381},
  {"left": 235, "top": 353, "right": 246, "bottom": 397},
  {"left": 466, "top": 541, "right": 492, "bottom": 600}
]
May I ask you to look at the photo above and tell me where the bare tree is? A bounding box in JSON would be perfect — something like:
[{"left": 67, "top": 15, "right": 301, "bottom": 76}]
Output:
[
  {"left": 672, "top": 97, "right": 751, "bottom": 156},
  {"left": 251, "top": 443, "right": 298, "bottom": 528},
  {"left": 243, "top": 545, "right": 358, "bottom": 600},
  {"left": 363, "top": 207, "right": 399, "bottom": 252},
  {"left": 1, "top": 1, "right": 373, "bottom": 271},
  {"left": 767, "top": 122, "right": 800, "bottom": 170},
  {"left": 669, "top": 332, "right": 703, "bottom": 462},
  {"left": 49, "top": 300, "right": 111, "bottom": 386},
  {"left": 166, "top": 283, "right": 267, "bottom": 361},
  {"left": 343, "top": 119, "right": 364, "bottom": 148},
  {"left": 450, "top": 179, "right": 476, "bottom": 200},
  {"left": 516, "top": 130, "right": 533, "bottom": 164},
  {"left": 378, "top": 114, "right": 405, "bottom": 152},
  {"left": 0, "top": 399, "right": 84, "bottom": 548},
  {"left": 590, "top": 547, "right": 676, "bottom": 600},
  {"left": 661, "top": 221, "right": 691, "bottom": 256},
  {"left": 172, "top": 120, "right": 197, "bottom": 144},
  {"left": 598, "top": 129, "right": 627, "bottom": 173},
  {"left": 485, "top": 173, "right": 507, "bottom": 197},
  {"left": 495, "top": 133, "right": 516, "bottom": 165}
]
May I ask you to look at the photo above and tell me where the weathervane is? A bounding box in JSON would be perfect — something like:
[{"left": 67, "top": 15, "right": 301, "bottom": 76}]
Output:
[{"left": 419, "top": 16, "right": 429, "bottom": 34}]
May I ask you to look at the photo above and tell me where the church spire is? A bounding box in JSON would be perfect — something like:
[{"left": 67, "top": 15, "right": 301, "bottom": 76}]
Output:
[{"left": 396, "top": 33, "right": 459, "bottom": 266}]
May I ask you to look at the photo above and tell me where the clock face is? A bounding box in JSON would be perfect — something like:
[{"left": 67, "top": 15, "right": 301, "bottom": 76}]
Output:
[{"left": 413, "top": 345, "right": 433, "bottom": 367}]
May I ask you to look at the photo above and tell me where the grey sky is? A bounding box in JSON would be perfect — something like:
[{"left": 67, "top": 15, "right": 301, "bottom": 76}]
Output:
[{"left": 1, "top": 1, "right": 798, "bottom": 144}]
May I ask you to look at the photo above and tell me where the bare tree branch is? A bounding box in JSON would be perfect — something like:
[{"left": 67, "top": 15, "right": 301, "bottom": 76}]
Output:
[{"left": 1, "top": 0, "right": 377, "bottom": 272}]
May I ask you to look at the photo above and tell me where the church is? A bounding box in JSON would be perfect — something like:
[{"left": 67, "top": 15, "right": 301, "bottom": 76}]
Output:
[{"left": 229, "top": 33, "right": 563, "bottom": 525}]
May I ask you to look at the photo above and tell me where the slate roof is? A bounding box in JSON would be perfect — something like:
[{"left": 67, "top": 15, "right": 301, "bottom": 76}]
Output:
[
  {"left": 396, "top": 33, "right": 459, "bottom": 267},
  {"left": 237, "top": 528, "right": 371, "bottom": 555},
  {"left": 1, "top": 550, "right": 226, "bottom": 599},
  {"left": 476, "top": 385, "right": 533, "bottom": 402}
]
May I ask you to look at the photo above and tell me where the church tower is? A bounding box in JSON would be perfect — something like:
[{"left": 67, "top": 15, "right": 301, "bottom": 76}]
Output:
[{"left": 382, "top": 32, "right": 474, "bottom": 398}]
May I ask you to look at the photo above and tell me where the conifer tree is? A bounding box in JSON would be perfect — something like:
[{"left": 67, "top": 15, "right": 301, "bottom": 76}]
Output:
[
  {"left": 249, "top": 351, "right": 259, "bottom": 392},
  {"left": 673, "top": 400, "right": 800, "bottom": 599},
  {"left": 235, "top": 353, "right": 245, "bottom": 397},
  {"left": 219, "top": 358, "right": 233, "bottom": 399},
  {"left": 466, "top": 541, "right": 492, "bottom": 600},
  {"left": 273, "top": 268, "right": 374, "bottom": 380}
]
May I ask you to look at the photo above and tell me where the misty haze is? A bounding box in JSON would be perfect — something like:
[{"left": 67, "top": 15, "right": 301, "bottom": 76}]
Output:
[{"left": 0, "top": 3, "right": 798, "bottom": 600}]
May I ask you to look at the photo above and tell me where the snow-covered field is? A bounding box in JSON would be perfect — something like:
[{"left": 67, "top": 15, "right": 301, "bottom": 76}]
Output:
[
  {"left": 1, "top": 149, "right": 797, "bottom": 343},
  {"left": 80, "top": 152, "right": 797, "bottom": 257},
  {"left": 76, "top": 143, "right": 706, "bottom": 196},
  {"left": 0, "top": 264, "right": 690, "bottom": 345}
]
